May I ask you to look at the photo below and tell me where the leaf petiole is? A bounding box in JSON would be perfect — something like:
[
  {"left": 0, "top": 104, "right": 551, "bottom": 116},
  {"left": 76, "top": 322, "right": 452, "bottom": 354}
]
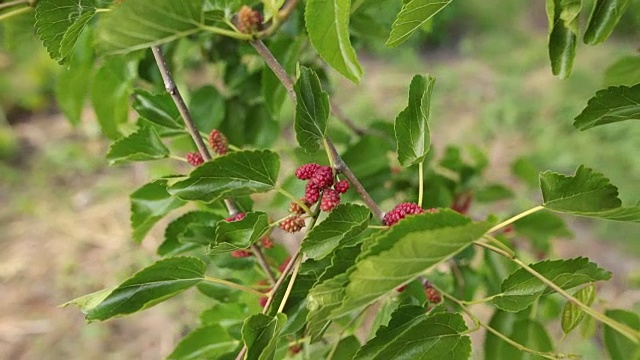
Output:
[
  {"left": 203, "top": 276, "right": 265, "bottom": 297},
  {"left": 275, "top": 187, "right": 312, "bottom": 214},
  {"left": 487, "top": 205, "right": 545, "bottom": 233},
  {"left": 418, "top": 161, "right": 424, "bottom": 207}
]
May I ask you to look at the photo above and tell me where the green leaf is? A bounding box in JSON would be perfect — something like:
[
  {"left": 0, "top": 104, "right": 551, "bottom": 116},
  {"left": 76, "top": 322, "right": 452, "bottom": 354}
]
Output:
[
  {"left": 131, "top": 179, "right": 186, "bottom": 243},
  {"left": 97, "top": 0, "right": 205, "bottom": 54},
  {"left": 484, "top": 310, "right": 519, "bottom": 360},
  {"left": 307, "top": 274, "right": 349, "bottom": 342},
  {"left": 262, "top": 38, "right": 303, "bottom": 116},
  {"left": 355, "top": 307, "right": 471, "bottom": 360},
  {"left": 55, "top": 28, "right": 94, "bottom": 126},
  {"left": 210, "top": 212, "right": 270, "bottom": 254},
  {"left": 132, "top": 90, "right": 184, "bottom": 130},
  {"left": 561, "top": 284, "right": 596, "bottom": 334},
  {"left": 189, "top": 85, "right": 225, "bottom": 133},
  {"left": 90, "top": 57, "right": 135, "bottom": 139},
  {"left": 242, "top": 313, "right": 287, "bottom": 360},
  {"left": 492, "top": 257, "right": 611, "bottom": 312},
  {"left": 573, "top": 83, "right": 640, "bottom": 130},
  {"left": 301, "top": 204, "right": 371, "bottom": 260},
  {"left": 499, "top": 319, "right": 554, "bottom": 360},
  {"left": 305, "top": 0, "right": 363, "bottom": 83},
  {"left": 513, "top": 212, "right": 572, "bottom": 252},
  {"left": 330, "top": 336, "right": 361, "bottom": 360},
  {"left": 604, "top": 309, "right": 640, "bottom": 360},
  {"left": 61, "top": 287, "right": 114, "bottom": 312},
  {"left": 83, "top": 257, "right": 205, "bottom": 321},
  {"left": 2, "top": 6, "right": 36, "bottom": 50},
  {"left": 106, "top": 126, "right": 170, "bottom": 165},
  {"left": 584, "top": 0, "right": 632, "bottom": 45},
  {"left": 333, "top": 210, "right": 492, "bottom": 317},
  {"left": 158, "top": 211, "right": 219, "bottom": 256},
  {"left": 605, "top": 56, "right": 640, "bottom": 87},
  {"left": 475, "top": 184, "right": 514, "bottom": 203},
  {"left": 167, "top": 324, "right": 238, "bottom": 360},
  {"left": 394, "top": 74, "right": 434, "bottom": 167},
  {"left": 35, "top": 0, "right": 96, "bottom": 63},
  {"left": 294, "top": 67, "right": 330, "bottom": 153},
  {"left": 169, "top": 150, "right": 280, "bottom": 202},
  {"left": 386, "top": 0, "right": 452, "bottom": 47},
  {"left": 540, "top": 165, "right": 640, "bottom": 222},
  {"left": 546, "top": 0, "right": 581, "bottom": 78}
]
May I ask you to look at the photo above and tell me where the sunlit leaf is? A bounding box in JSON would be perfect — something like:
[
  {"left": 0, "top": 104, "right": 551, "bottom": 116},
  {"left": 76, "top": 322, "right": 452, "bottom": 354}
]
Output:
[
  {"left": 305, "top": 0, "right": 363, "bottom": 83},
  {"left": 167, "top": 324, "right": 238, "bottom": 360},
  {"left": 561, "top": 284, "right": 596, "bottom": 334},
  {"left": 386, "top": 0, "right": 452, "bottom": 47},
  {"left": 294, "top": 67, "right": 330, "bottom": 153},
  {"left": 242, "top": 313, "right": 287, "bottom": 360},
  {"left": 395, "top": 74, "right": 434, "bottom": 167},
  {"left": 573, "top": 83, "right": 640, "bottom": 130}
]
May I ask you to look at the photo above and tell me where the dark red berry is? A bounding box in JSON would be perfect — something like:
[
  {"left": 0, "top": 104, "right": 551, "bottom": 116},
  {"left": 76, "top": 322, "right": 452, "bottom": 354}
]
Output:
[
  {"left": 260, "top": 236, "right": 273, "bottom": 249},
  {"left": 236, "top": 5, "right": 262, "bottom": 33},
  {"left": 304, "top": 182, "right": 321, "bottom": 204},
  {"left": 208, "top": 129, "right": 228, "bottom": 155},
  {"left": 320, "top": 189, "right": 340, "bottom": 212},
  {"left": 279, "top": 257, "right": 291, "bottom": 273},
  {"left": 186, "top": 152, "right": 204, "bottom": 166},
  {"left": 295, "top": 163, "right": 320, "bottom": 180},
  {"left": 451, "top": 193, "right": 472, "bottom": 214},
  {"left": 225, "top": 212, "right": 246, "bottom": 222},
  {"left": 334, "top": 179, "right": 350, "bottom": 194},
  {"left": 383, "top": 202, "right": 425, "bottom": 226},
  {"left": 396, "top": 285, "right": 407, "bottom": 293},
  {"left": 259, "top": 295, "right": 268, "bottom": 307},
  {"left": 311, "top": 166, "right": 334, "bottom": 189},
  {"left": 289, "top": 344, "right": 303, "bottom": 355},
  {"left": 425, "top": 286, "right": 442, "bottom": 304},
  {"left": 231, "top": 249, "right": 251, "bottom": 258},
  {"left": 280, "top": 215, "right": 305, "bottom": 233}
]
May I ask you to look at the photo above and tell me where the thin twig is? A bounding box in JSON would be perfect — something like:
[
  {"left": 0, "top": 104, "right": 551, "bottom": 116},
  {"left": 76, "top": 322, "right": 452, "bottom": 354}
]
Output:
[
  {"left": 251, "top": 39, "right": 385, "bottom": 223},
  {"left": 151, "top": 46, "right": 277, "bottom": 287},
  {"left": 0, "top": 0, "right": 29, "bottom": 11},
  {"left": 0, "top": 4, "right": 31, "bottom": 21},
  {"left": 487, "top": 205, "right": 545, "bottom": 233}
]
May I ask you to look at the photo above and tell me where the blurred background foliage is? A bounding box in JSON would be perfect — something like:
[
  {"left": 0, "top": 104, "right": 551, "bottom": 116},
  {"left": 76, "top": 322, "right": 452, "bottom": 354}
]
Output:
[{"left": 0, "top": 0, "right": 639, "bottom": 359}]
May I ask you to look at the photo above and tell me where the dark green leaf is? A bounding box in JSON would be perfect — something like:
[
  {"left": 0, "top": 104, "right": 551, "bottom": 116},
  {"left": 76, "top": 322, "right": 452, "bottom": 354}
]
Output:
[
  {"left": 167, "top": 324, "right": 239, "bottom": 360},
  {"left": 106, "top": 126, "right": 170, "bottom": 165},
  {"left": 305, "top": 0, "right": 362, "bottom": 83},
  {"left": 584, "top": 0, "right": 632, "bottom": 45},
  {"left": 573, "top": 83, "right": 640, "bottom": 130},
  {"left": 386, "top": 0, "right": 452, "bottom": 47},
  {"left": 307, "top": 274, "right": 349, "bottom": 342},
  {"left": 242, "top": 313, "right": 287, "bottom": 360},
  {"left": 169, "top": 150, "right": 280, "bottom": 202},
  {"left": 210, "top": 212, "right": 270, "bottom": 254},
  {"left": 475, "top": 184, "right": 514, "bottom": 203},
  {"left": 329, "top": 335, "right": 360, "bottom": 360},
  {"left": 131, "top": 179, "right": 186, "bottom": 243},
  {"left": 513, "top": 212, "right": 572, "bottom": 252},
  {"left": 484, "top": 310, "right": 519, "bottom": 360},
  {"left": 84, "top": 257, "right": 205, "bottom": 321},
  {"left": 189, "top": 85, "right": 225, "bottom": 133},
  {"left": 90, "top": 57, "right": 135, "bottom": 139},
  {"left": 561, "top": 284, "right": 596, "bottom": 334},
  {"left": 200, "top": 303, "right": 247, "bottom": 327},
  {"left": 605, "top": 56, "right": 640, "bottom": 86},
  {"left": 55, "top": 28, "right": 93, "bottom": 126},
  {"left": 35, "top": 0, "right": 96, "bottom": 63},
  {"left": 355, "top": 307, "right": 471, "bottom": 360},
  {"left": 97, "top": 0, "right": 205, "bottom": 54},
  {"left": 492, "top": 257, "right": 611, "bottom": 312},
  {"left": 604, "top": 309, "right": 640, "bottom": 360},
  {"left": 262, "top": 38, "right": 303, "bottom": 116},
  {"left": 333, "top": 210, "right": 491, "bottom": 317},
  {"left": 395, "top": 74, "right": 434, "bottom": 167},
  {"left": 301, "top": 204, "right": 370, "bottom": 260},
  {"left": 500, "top": 319, "right": 554, "bottom": 360},
  {"left": 158, "top": 211, "right": 219, "bottom": 256},
  {"left": 511, "top": 157, "right": 540, "bottom": 188},
  {"left": 546, "top": 0, "right": 581, "bottom": 78},
  {"left": 197, "top": 281, "right": 241, "bottom": 303},
  {"left": 540, "top": 165, "right": 640, "bottom": 222},
  {"left": 294, "top": 67, "right": 330, "bottom": 153},
  {"left": 132, "top": 90, "right": 184, "bottom": 130}
]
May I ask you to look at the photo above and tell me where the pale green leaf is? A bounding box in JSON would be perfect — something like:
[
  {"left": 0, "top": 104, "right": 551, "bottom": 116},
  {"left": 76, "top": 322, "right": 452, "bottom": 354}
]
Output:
[
  {"left": 55, "top": 28, "right": 93, "bottom": 126},
  {"left": 83, "top": 257, "right": 205, "bottom": 321},
  {"left": 395, "top": 74, "right": 434, "bottom": 167},
  {"left": 386, "top": 0, "right": 452, "bottom": 47},
  {"left": 540, "top": 165, "right": 640, "bottom": 222},
  {"left": 167, "top": 324, "right": 239, "bottom": 360},
  {"left": 90, "top": 57, "right": 135, "bottom": 139},
  {"left": 97, "top": 0, "right": 205, "bottom": 54},
  {"left": 561, "top": 284, "right": 596, "bottom": 334},
  {"left": 573, "top": 83, "right": 640, "bottom": 130},
  {"left": 305, "top": 0, "right": 363, "bottom": 83},
  {"left": 242, "top": 313, "right": 287, "bottom": 360},
  {"left": 604, "top": 56, "right": 640, "bottom": 87},
  {"left": 492, "top": 257, "right": 611, "bottom": 312},
  {"left": 604, "top": 309, "right": 640, "bottom": 360},
  {"left": 499, "top": 319, "right": 554, "bottom": 360}
]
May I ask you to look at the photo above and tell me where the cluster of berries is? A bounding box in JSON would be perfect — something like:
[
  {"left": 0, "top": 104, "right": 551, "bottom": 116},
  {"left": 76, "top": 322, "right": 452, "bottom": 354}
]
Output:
[
  {"left": 185, "top": 129, "right": 229, "bottom": 166},
  {"left": 224, "top": 212, "right": 273, "bottom": 258},
  {"left": 236, "top": 5, "right": 262, "bottom": 33},
  {"left": 396, "top": 281, "right": 442, "bottom": 306}
]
